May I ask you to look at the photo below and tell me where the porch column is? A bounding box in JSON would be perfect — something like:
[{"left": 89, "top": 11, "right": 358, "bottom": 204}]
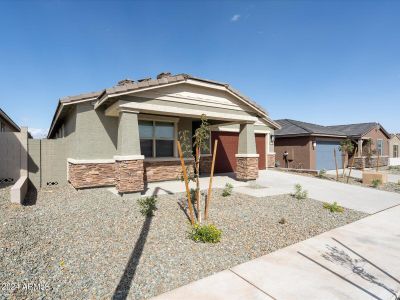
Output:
[
  {"left": 357, "top": 139, "right": 363, "bottom": 157},
  {"left": 235, "top": 122, "right": 259, "bottom": 181},
  {"left": 114, "top": 110, "right": 145, "bottom": 194}
]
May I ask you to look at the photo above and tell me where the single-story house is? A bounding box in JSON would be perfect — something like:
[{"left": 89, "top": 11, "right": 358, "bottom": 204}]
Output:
[
  {"left": 389, "top": 134, "right": 400, "bottom": 158},
  {"left": 326, "top": 122, "right": 391, "bottom": 169},
  {"left": 274, "top": 119, "right": 347, "bottom": 170},
  {"left": 0, "top": 108, "right": 20, "bottom": 132},
  {"left": 389, "top": 134, "right": 400, "bottom": 166},
  {"left": 47, "top": 73, "right": 280, "bottom": 195},
  {"left": 275, "top": 120, "right": 391, "bottom": 170}
]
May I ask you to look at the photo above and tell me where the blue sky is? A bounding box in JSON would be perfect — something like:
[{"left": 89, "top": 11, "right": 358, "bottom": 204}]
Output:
[{"left": 0, "top": 0, "right": 399, "bottom": 136}]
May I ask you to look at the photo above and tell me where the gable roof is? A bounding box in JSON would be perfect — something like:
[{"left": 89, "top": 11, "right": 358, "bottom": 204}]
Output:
[
  {"left": 0, "top": 107, "right": 20, "bottom": 132},
  {"left": 274, "top": 119, "right": 346, "bottom": 137},
  {"left": 48, "top": 73, "right": 280, "bottom": 138},
  {"left": 326, "top": 122, "right": 391, "bottom": 139}
]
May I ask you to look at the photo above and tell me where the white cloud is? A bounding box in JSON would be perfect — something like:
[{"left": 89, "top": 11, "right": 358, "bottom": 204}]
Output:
[
  {"left": 231, "top": 14, "right": 240, "bottom": 22},
  {"left": 29, "top": 128, "right": 48, "bottom": 139}
]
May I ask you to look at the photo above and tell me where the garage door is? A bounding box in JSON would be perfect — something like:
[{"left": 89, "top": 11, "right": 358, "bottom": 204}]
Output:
[
  {"left": 316, "top": 141, "right": 343, "bottom": 170},
  {"left": 211, "top": 132, "right": 266, "bottom": 173}
]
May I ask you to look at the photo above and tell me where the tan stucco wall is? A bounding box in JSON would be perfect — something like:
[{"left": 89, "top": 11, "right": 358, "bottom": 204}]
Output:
[
  {"left": 389, "top": 136, "right": 400, "bottom": 158},
  {"left": 362, "top": 127, "right": 390, "bottom": 156}
]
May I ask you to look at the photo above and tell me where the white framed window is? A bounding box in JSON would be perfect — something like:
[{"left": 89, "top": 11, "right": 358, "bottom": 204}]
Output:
[
  {"left": 139, "top": 120, "right": 176, "bottom": 158},
  {"left": 394, "top": 145, "right": 399, "bottom": 158},
  {"left": 377, "top": 139, "right": 384, "bottom": 156}
]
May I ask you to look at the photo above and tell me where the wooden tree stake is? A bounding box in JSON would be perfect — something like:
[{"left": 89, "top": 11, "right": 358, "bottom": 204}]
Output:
[
  {"left": 347, "top": 147, "right": 357, "bottom": 183},
  {"left": 334, "top": 148, "right": 339, "bottom": 181},
  {"left": 177, "top": 140, "right": 195, "bottom": 225},
  {"left": 376, "top": 150, "right": 380, "bottom": 172},
  {"left": 195, "top": 146, "right": 201, "bottom": 223},
  {"left": 205, "top": 140, "right": 218, "bottom": 221}
]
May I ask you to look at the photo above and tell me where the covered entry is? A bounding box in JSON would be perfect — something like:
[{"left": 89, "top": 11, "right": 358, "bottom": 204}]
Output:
[
  {"left": 211, "top": 131, "right": 266, "bottom": 173},
  {"left": 316, "top": 141, "right": 342, "bottom": 170}
]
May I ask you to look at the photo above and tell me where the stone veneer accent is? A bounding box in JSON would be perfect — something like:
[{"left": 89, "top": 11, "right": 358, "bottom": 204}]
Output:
[
  {"left": 115, "top": 159, "right": 144, "bottom": 193},
  {"left": 68, "top": 158, "right": 195, "bottom": 191},
  {"left": 144, "top": 159, "right": 194, "bottom": 182},
  {"left": 352, "top": 156, "right": 389, "bottom": 169},
  {"left": 68, "top": 162, "right": 115, "bottom": 189},
  {"left": 236, "top": 157, "right": 258, "bottom": 180},
  {"left": 267, "top": 154, "right": 275, "bottom": 168}
]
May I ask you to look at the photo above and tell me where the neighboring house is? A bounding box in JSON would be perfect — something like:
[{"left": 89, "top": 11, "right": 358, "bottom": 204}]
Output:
[
  {"left": 275, "top": 120, "right": 391, "bottom": 170},
  {"left": 47, "top": 73, "right": 280, "bottom": 195},
  {"left": 326, "top": 122, "right": 391, "bottom": 169},
  {"left": 389, "top": 134, "right": 400, "bottom": 166},
  {"left": 0, "top": 108, "right": 20, "bottom": 132},
  {"left": 274, "top": 119, "right": 347, "bottom": 170},
  {"left": 389, "top": 134, "right": 400, "bottom": 158}
]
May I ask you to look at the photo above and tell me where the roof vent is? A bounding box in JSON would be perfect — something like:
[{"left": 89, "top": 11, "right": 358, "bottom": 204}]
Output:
[
  {"left": 157, "top": 72, "right": 172, "bottom": 79},
  {"left": 137, "top": 77, "right": 152, "bottom": 82},
  {"left": 117, "top": 79, "right": 135, "bottom": 86}
]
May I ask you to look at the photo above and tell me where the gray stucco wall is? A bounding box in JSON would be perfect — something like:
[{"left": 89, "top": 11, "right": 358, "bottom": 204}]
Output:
[{"left": 74, "top": 102, "right": 118, "bottom": 159}]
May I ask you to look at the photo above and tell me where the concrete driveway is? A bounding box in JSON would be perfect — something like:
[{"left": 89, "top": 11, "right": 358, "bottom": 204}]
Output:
[
  {"left": 327, "top": 169, "right": 400, "bottom": 184},
  {"left": 153, "top": 203, "right": 400, "bottom": 300},
  {"left": 251, "top": 170, "right": 400, "bottom": 214}
]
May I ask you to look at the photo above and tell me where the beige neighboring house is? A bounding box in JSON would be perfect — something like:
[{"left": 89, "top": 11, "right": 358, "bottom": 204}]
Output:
[
  {"left": 389, "top": 134, "right": 400, "bottom": 166},
  {"left": 47, "top": 72, "right": 280, "bottom": 195},
  {"left": 0, "top": 108, "right": 20, "bottom": 132}
]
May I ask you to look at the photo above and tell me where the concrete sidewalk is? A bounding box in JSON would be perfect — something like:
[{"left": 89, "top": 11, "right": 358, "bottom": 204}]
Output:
[
  {"left": 327, "top": 169, "right": 400, "bottom": 184},
  {"left": 152, "top": 204, "right": 400, "bottom": 300},
  {"left": 253, "top": 170, "right": 400, "bottom": 214}
]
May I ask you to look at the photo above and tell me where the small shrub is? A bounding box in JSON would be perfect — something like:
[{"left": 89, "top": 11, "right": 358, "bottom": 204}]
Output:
[
  {"left": 371, "top": 179, "right": 382, "bottom": 188},
  {"left": 190, "top": 223, "right": 222, "bottom": 243},
  {"left": 323, "top": 201, "right": 344, "bottom": 213},
  {"left": 398, "top": 180, "right": 400, "bottom": 186},
  {"left": 278, "top": 217, "right": 287, "bottom": 224},
  {"left": 137, "top": 196, "right": 157, "bottom": 216},
  {"left": 317, "top": 169, "right": 327, "bottom": 178},
  {"left": 293, "top": 184, "right": 308, "bottom": 200},
  {"left": 222, "top": 183, "right": 233, "bottom": 197}
]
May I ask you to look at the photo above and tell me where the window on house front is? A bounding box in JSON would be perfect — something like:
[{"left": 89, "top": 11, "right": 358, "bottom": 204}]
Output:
[
  {"left": 139, "top": 120, "right": 175, "bottom": 158},
  {"left": 394, "top": 145, "right": 399, "bottom": 158},
  {"left": 377, "top": 139, "right": 384, "bottom": 156}
]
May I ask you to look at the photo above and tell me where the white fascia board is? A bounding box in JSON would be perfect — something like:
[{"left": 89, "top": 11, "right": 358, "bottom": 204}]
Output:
[{"left": 119, "top": 102, "right": 258, "bottom": 123}]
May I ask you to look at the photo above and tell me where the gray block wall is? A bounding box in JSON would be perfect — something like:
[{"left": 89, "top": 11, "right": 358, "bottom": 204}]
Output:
[
  {"left": 27, "top": 139, "right": 67, "bottom": 189},
  {"left": 0, "top": 132, "right": 24, "bottom": 183}
]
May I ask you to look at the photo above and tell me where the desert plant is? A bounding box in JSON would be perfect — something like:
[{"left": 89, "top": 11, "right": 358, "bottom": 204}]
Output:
[
  {"left": 222, "top": 183, "right": 233, "bottom": 197},
  {"left": 339, "top": 139, "right": 355, "bottom": 177},
  {"left": 323, "top": 201, "right": 344, "bottom": 213},
  {"left": 137, "top": 196, "right": 157, "bottom": 216},
  {"left": 190, "top": 223, "right": 222, "bottom": 243},
  {"left": 278, "top": 217, "right": 287, "bottom": 224},
  {"left": 371, "top": 179, "right": 382, "bottom": 188},
  {"left": 178, "top": 114, "right": 215, "bottom": 225},
  {"left": 317, "top": 169, "right": 327, "bottom": 178},
  {"left": 293, "top": 184, "right": 308, "bottom": 200}
]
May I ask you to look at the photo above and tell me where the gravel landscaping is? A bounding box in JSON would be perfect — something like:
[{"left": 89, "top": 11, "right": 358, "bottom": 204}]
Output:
[{"left": 1, "top": 184, "right": 367, "bottom": 300}]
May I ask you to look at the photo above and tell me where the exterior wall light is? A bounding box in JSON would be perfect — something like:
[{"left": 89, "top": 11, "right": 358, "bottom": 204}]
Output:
[
  {"left": 312, "top": 141, "right": 317, "bottom": 149},
  {"left": 270, "top": 135, "right": 275, "bottom": 144}
]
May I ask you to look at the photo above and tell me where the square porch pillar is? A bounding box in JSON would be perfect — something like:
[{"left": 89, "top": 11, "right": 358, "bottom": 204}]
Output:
[
  {"left": 235, "top": 122, "right": 259, "bottom": 181},
  {"left": 114, "top": 110, "right": 145, "bottom": 194},
  {"left": 357, "top": 139, "right": 363, "bottom": 157}
]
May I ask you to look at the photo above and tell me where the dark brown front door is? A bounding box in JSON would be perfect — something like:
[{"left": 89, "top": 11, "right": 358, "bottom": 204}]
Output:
[
  {"left": 256, "top": 134, "right": 266, "bottom": 170},
  {"left": 211, "top": 131, "right": 238, "bottom": 173},
  {"left": 211, "top": 132, "right": 266, "bottom": 173}
]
